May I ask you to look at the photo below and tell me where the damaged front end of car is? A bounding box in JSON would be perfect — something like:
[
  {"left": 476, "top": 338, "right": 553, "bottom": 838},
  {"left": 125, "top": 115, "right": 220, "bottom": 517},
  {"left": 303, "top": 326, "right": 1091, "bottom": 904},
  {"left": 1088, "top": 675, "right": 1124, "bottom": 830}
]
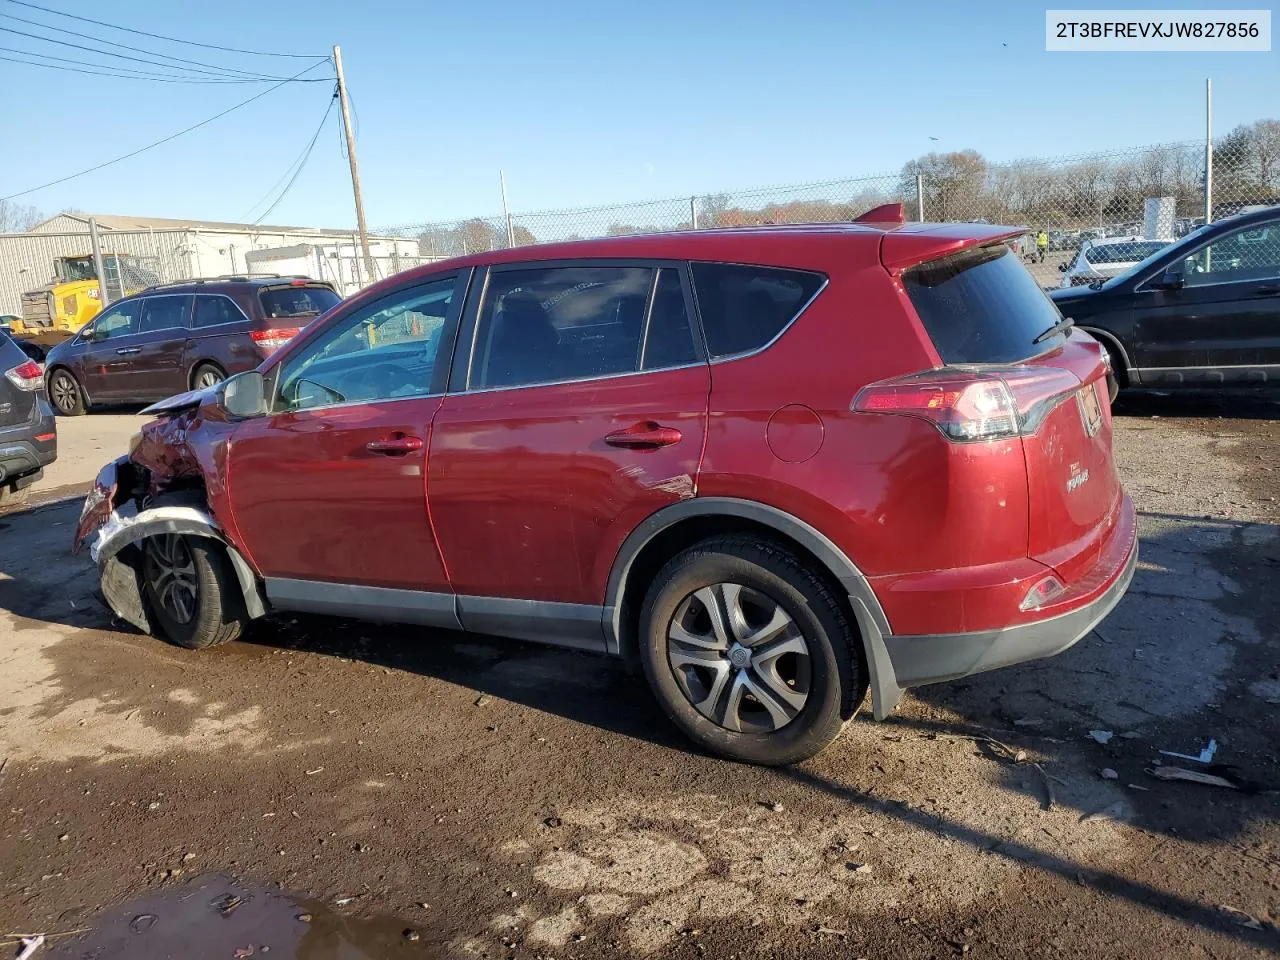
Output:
[{"left": 73, "top": 389, "right": 267, "bottom": 633}]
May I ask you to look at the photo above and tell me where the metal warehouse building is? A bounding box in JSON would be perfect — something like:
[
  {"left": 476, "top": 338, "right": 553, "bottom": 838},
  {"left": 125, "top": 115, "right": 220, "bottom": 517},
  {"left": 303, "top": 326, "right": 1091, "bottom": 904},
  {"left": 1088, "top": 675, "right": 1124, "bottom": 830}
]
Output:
[{"left": 0, "top": 213, "right": 425, "bottom": 315}]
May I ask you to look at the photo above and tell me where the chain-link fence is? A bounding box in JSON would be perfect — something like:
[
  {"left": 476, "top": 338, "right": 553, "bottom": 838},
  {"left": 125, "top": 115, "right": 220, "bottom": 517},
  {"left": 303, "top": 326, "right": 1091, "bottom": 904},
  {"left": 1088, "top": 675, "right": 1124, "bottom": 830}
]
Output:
[{"left": 384, "top": 120, "right": 1279, "bottom": 290}]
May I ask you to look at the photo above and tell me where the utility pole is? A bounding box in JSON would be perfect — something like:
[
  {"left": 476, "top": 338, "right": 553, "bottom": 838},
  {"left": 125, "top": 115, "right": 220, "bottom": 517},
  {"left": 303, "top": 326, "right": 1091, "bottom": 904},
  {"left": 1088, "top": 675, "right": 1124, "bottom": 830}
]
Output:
[
  {"left": 499, "top": 170, "right": 516, "bottom": 247},
  {"left": 333, "top": 45, "right": 376, "bottom": 283},
  {"left": 89, "top": 217, "right": 110, "bottom": 304}
]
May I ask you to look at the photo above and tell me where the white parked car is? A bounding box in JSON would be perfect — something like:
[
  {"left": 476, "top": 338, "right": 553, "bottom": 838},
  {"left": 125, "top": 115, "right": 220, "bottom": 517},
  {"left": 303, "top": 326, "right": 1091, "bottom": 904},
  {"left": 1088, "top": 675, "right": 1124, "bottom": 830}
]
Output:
[{"left": 1058, "top": 237, "right": 1170, "bottom": 288}]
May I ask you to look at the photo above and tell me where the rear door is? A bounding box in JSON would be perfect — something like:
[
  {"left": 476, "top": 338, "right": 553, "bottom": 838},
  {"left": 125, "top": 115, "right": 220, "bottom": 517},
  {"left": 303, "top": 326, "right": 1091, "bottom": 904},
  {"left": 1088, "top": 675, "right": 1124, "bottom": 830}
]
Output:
[
  {"left": 904, "top": 244, "right": 1121, "bottom": 583},
  {"left": 128, "top": 295, "right": 193, "bottom": 400},
  {"left": 428, "top": 262, "right": 709, "bottom": 630},
  {"left": 1131, "top": 218, "right": 1280, "bottom": 383}
]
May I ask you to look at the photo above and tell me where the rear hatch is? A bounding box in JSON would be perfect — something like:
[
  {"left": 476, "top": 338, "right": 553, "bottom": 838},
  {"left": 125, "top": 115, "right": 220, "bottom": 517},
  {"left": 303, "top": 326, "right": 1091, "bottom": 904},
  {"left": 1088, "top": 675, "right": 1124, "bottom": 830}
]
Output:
[
  {"left": 901, "top": 243, "right": 1122, "bottom": 584},
  {"left": 252, "top": 281, "right": 343, "bottom": 354}
]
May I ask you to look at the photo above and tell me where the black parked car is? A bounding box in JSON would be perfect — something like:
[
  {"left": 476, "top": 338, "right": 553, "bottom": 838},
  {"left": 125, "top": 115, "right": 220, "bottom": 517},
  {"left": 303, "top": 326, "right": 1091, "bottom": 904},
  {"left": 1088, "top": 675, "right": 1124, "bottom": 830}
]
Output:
[
  {"left": 1051, "top": 205, "right": 1280, "bottom": 395},
  {"left": 0, "top": 329, "right": 56, "bottom": 506}
]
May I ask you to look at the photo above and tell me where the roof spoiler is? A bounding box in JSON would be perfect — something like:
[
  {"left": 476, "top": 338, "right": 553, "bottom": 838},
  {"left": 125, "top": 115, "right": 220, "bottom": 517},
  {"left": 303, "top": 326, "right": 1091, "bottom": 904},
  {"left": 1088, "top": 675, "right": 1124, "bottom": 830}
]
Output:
[
  {"left": 880, "top": 224, "right": 1028, "bottom": 273},
  {"left": 854, "top": 202, "right": 906, "bottom": 226}
]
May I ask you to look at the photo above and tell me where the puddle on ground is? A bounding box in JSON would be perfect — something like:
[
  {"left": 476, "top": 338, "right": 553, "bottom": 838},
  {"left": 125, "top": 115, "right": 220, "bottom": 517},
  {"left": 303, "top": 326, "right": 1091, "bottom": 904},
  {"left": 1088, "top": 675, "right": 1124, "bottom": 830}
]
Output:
[{"left": 47, "top": 874, "right": 433, "bottom": 959}]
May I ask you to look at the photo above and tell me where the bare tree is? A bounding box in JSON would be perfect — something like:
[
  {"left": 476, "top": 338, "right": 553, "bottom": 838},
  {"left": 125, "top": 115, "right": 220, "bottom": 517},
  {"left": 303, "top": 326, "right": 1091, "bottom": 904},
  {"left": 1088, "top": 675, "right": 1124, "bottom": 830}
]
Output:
[{"left": 0, "top": 201, "right": 44, "bottom": 233}]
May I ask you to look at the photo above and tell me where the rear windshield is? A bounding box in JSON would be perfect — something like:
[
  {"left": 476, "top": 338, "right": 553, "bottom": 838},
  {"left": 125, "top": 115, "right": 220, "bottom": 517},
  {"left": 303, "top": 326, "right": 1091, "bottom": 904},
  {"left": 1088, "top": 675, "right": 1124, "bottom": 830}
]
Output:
[
  {"left": 1084, "top": 241, "right": 1167, "bottom": 265},
  {"left": 259, "top": 285, "right": 340, "bottom": 319},
  {"left": 904, "top": 244, "right": 1065, "bottom": 364}
]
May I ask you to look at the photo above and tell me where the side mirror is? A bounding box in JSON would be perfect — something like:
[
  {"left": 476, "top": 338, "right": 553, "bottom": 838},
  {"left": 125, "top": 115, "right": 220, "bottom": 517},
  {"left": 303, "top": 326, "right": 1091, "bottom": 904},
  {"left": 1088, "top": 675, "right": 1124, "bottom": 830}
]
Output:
[
  {"left": 220, "top": 370, "right": 266, "bottom": 419},
  {"left": 1158, "top": 265, "right": 1185, "bottom": 290},
  {"left": 87, "top": 326, "right": 106, "bottom": 342}
]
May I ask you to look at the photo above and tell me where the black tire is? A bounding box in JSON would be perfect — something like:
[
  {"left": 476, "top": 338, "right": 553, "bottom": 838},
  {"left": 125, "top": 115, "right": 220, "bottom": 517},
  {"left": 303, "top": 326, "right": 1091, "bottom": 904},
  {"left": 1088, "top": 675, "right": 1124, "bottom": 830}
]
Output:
[
  {"left": 0, "top": 483, "right": 31, "bottom": 507},
  {"left": 141, "top": 534, "right": 246, "bottom": 650},
  {"left": 638, "top": 536, "right": 866, "bottom": 766},
  {"left": 191, "top": 363, "right": 226, "bottom": 391},
  {"left": 48, "top": 368, "right": 86, "bottom": 416}
]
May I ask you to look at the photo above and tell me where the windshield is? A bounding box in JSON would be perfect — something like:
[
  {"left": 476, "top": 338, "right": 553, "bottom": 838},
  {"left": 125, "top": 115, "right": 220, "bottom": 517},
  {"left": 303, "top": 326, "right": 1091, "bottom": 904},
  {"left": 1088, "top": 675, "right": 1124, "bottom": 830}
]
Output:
[
  {"left": 1085, "top": 241, "right": 1168, "bottom": 265},
  {"left": 59, "top": 257, "right": 96, "bottom": 282},
  {"left": 1099, "top": 225, "right": 1214, "bottom": 289}
]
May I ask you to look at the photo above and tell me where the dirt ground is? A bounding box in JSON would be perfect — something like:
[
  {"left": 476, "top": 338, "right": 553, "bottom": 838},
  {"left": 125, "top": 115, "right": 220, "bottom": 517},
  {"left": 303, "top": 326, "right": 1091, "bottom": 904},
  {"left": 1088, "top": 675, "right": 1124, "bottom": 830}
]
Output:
[{"left": 1, "top": 393, "right": 1278, "bottom": 959}]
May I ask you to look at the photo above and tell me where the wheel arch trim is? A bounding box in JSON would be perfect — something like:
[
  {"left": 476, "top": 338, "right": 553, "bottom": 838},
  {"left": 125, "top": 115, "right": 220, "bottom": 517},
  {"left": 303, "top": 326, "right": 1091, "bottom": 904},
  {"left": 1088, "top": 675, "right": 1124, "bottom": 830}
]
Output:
[
  {"left": 93, "top": 504, "right": 266, "bottom": 633},
  {"left": 1077, "top": 326, "right": 1132, "bottom": 380},
  {"left": 602, "top": 497, "right": 904, "bottom": 719}
]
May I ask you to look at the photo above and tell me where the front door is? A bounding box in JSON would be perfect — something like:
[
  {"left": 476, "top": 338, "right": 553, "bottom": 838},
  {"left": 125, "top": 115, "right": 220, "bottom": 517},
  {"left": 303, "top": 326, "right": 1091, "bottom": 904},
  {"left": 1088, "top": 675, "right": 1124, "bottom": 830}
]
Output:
[
  {"left": 429, "top": 262, "right": 710, "bottom": 629},
  {"left": 225, "top": 273, "right": 467, "bottom": 594},
  {"left": 1132, "top": 218, "right": 1280, "bottom": 384},
  {"left": 80, "top": 300, "right": 143, "bottom": 401}
]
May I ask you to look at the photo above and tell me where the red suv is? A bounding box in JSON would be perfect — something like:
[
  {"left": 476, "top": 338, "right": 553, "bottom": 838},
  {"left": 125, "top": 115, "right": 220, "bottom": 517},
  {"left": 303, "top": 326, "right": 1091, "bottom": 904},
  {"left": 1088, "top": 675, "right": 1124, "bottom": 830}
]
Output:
[{"left": 75, "top": 215, "right": 1136, "bottom": 765}]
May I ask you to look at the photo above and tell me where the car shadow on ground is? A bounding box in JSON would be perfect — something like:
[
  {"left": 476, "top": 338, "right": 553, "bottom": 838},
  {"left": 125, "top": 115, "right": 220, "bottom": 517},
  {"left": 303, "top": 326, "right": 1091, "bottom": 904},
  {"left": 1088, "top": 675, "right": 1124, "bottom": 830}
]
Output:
[{"left": 1114, "top": 388, "right": 1280, "bottom": 420}]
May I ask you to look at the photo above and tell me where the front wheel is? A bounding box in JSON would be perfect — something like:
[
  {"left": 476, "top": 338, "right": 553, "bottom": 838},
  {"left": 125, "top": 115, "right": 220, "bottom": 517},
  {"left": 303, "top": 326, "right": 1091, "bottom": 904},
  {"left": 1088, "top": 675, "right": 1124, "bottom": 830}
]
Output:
[
  {"left": 141, "top": 534, "right": 247, "bottom": 649},
  {"left": 638, "top": 536, "right": 865, "bottom": 766},
  {"left": 48, "top": 368, "right": 85, "bottom": 416}
]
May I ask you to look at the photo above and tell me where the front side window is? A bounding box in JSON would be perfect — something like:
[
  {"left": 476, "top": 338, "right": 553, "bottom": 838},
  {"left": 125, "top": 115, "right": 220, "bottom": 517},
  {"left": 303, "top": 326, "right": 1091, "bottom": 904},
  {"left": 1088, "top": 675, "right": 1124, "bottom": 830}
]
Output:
[
  {"left": 690, "top": 263, "right": 824, "bottom": 358},
  {"left": 1183, "top": 223, "right": 1280, "bottom": 286},
  {"left": 138, "top": 295, "right": 191, "bottom": 333},
  {"left": 275, "top": 277, "right": 457, "bottom": 412},
  {"left": 89, "top": 302, "right": 140, "bottom": 341},
  {"left": 471, "top": 266, "right": 673, "bottom": 389}
]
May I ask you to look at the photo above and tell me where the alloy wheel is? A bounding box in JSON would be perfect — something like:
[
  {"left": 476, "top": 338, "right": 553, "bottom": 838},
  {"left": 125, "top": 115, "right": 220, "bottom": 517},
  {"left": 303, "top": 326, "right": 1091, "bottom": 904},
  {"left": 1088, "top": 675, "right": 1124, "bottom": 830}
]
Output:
[
  {"left": 196, "top": 369, "right": 223, "bottom": 389},
  {"left": 51, "top": 373, "right": 78, "bottom": 413},
  {"left": 666, "top": 582, "right": 812, "bottom": 733},
  {"left": 144, "top": 535, "right": 199, "bottom": 625}
]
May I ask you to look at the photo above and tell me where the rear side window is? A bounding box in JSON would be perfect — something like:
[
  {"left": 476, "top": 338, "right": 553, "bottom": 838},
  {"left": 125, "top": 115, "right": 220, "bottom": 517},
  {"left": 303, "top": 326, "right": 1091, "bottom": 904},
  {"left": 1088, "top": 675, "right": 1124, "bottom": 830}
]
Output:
[
  {"left": 1084, "top": 241, "right": 1167, "bottom": 265},
  {"left": 138, "top": 295, "right": 191, "bottom": 333},
  {"left": 193, "top": 295, "right": 247, "bottom": 329},
  {"left": 471, "top": 265, "right": 698, "bottom": 389},
  {"left": 259, "top": 285, "right": 340, "bottom": 319},
  {"left": 904, "top": 245, "right": 1065, "bottom": 364},
  {"left": 690, "top": 263, "right": 824, "bottom": 358}
]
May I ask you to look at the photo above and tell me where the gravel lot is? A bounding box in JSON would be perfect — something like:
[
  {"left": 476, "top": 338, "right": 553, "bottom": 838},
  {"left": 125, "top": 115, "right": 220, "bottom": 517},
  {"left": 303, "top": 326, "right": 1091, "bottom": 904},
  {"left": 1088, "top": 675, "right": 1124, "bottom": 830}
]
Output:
[{"left": 1, "top": 394, "right": 1277, "bottom": 959}]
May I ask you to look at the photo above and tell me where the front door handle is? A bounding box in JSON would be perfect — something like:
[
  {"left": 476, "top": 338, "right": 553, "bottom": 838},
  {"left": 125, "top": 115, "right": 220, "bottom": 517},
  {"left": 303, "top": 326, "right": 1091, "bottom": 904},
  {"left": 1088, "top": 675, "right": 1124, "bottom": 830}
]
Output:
[
  {"left": 115, "top": 347, "right": 141, "bottom": 355},
  {"left": 366, "top": 434, "right": 423, "bottom": 455},
  {"left": 604, "top": 421, "right": 683, "bottom": 449},
  {"left": 1256, "top": 284, "right": 1280, "bottom": 296}
]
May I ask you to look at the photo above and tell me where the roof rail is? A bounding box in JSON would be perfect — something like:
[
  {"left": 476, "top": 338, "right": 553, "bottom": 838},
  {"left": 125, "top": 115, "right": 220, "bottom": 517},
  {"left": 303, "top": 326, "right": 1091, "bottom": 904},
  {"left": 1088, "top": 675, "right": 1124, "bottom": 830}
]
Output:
[{"left": 136, "top": 273, "right": 314, "bottom": 294}]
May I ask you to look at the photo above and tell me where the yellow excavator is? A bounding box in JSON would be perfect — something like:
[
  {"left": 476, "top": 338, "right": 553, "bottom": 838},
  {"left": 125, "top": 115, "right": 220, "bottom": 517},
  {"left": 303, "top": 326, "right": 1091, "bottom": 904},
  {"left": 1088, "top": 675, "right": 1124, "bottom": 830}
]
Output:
[{"left": 11, "top": 253, "right": 160, "bottom": 349}]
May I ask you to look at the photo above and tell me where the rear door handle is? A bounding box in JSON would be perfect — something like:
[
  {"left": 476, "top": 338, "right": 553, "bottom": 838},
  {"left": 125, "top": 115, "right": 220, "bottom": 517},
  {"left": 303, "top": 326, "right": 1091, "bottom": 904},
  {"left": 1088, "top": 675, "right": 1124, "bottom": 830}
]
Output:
[
  {"left": 115, "top": 347, "right": 141, "bottom": 355},
  {"left": 604, "top": 421, "right": 683, "bottom": 449},
  {"left": 1256, "top": 284, "right": 1280, "bottom": 296},
  {"left": 365, "top": 434, "right": 424, "bottom": 455}
]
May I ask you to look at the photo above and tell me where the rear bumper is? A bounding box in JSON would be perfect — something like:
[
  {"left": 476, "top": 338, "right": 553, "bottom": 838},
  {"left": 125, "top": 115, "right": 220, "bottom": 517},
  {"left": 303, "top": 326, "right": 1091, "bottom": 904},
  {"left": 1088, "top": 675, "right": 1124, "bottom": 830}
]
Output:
[
  {"left": 0, "top": 397, "right": 57, "bottom": 486},
  {"left": 858, "top": 494, "right": 1137, "bottom": 718}
]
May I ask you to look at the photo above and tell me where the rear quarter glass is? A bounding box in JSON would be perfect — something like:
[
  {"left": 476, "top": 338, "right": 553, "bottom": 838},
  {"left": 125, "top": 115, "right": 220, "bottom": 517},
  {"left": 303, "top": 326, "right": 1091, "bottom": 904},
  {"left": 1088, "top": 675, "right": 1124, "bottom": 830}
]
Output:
[
  {"left": 690, "top": 263, "right": 825, "bottom": 357},
  {"left": 904, "top": 245, "right": 1065, "bottom": 364}
]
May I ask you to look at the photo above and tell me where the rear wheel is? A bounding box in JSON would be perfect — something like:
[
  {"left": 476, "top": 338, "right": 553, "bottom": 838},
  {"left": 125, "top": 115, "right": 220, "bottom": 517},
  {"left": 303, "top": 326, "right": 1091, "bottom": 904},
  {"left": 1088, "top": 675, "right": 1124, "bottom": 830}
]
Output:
[
  {"left": 192, "top": 363, "right": 226, "bottom": 391},
  {"left": 48, "top": 368, "right": 86, "bottom": 416},
  {"left": 638, "top": 536, "right": 865, "bottom": 766},
  {"left": 141, "top": 534, "right": 246, "bottom": 649}
]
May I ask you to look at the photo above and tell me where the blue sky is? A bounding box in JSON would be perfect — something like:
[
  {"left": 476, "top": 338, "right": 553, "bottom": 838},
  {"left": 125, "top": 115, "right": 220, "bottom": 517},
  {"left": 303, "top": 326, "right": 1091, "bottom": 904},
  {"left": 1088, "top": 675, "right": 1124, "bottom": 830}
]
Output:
[{"left": 1, "top": 0, "right": 1275, "bottom": 230}]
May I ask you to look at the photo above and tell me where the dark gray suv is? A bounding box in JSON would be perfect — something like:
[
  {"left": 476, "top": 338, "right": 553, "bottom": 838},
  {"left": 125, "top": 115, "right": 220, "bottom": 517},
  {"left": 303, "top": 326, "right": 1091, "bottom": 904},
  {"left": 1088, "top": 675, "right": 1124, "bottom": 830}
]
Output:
[{"left": 0, "top": 330, "right": 56, "bottom": 506}]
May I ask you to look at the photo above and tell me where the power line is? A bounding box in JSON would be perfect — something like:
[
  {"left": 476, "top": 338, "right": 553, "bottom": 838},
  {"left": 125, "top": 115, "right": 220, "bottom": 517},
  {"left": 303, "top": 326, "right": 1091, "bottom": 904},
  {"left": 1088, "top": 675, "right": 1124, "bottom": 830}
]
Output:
[
  {"left": 1, "top": 60, "right": 331, "bottom": 202},
  {"left": 250, "top": 94, "right": 338, "bottom": 224},
  {"left": 0, "top": 48, "right": 294, "bottom": 82},
  {"left": 2, "top": 0, "right": 321, "bottom": 58},
  {"left": 0, "top": 14, "right": 323, "bottom": 80}
]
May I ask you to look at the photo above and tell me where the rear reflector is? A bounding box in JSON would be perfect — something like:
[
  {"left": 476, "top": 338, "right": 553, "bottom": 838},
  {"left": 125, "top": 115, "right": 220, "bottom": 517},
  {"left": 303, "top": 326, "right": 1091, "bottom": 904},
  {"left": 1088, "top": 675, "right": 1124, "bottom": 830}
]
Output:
[
  {"left": 1019, "top": 574, "right": 1066, "bottom": 611},
  {"left": 34, "top": 432, "right": 55, "bottom": 442},
  {"left": 853, "top": 367, "right": 1083, "bottom": 442},
  {"left": 250, "top": 327, "right": 300, "bottom": 353},
  {"left": 4, "top": 360, "right": 44, "bottom": 392}
]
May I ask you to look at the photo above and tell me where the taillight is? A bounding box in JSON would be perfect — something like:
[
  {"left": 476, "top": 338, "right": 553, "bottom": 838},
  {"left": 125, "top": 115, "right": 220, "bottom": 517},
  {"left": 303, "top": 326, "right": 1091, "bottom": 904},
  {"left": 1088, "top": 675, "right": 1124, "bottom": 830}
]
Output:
[
  {"left": 854, "top": 367, "right": 1083, "bottom": 442},
  {"left": 250, "top": 327, "right": 299, "bottom": 353},
  {"left": 1019, "top": 574, "right": 1066, "bottom": 611},
  {"left": 4, "top": 360, "right": 45, "bottom": 392}
]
